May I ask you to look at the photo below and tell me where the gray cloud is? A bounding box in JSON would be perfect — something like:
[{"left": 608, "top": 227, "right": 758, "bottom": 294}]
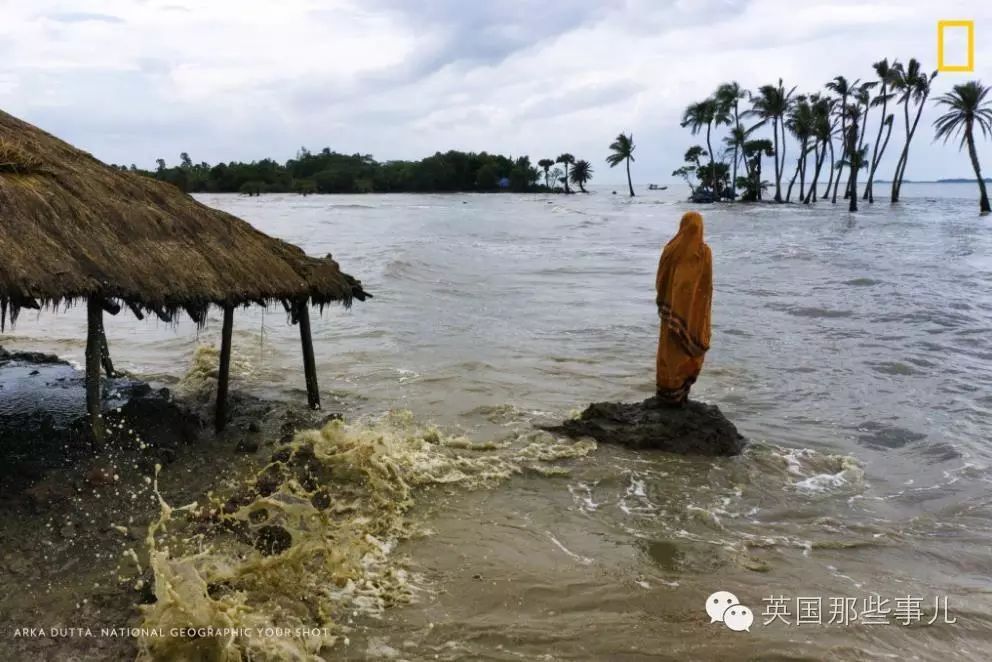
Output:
[{"left": 3, "top": 0, "right": 990, "bottom": 184}]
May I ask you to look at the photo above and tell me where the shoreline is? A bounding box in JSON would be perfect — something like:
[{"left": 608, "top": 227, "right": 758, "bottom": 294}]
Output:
[{"left": 0, "top": 346, "right": 336, "bottom": 660}]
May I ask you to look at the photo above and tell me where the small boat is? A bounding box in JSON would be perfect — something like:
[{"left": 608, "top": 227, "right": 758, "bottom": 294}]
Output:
[{"left": 648, "top": 184, "right": 667, "bottom": 191}]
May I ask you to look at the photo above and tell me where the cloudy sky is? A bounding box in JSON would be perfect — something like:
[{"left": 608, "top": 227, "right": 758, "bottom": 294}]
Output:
[{"left": 2, "top": 0, "right": 990, "bottom": 184}]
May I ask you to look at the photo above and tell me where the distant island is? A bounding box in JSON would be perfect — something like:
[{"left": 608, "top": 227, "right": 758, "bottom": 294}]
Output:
[{"left": 111, "top": 149, "right": 559, "bottom": 195}]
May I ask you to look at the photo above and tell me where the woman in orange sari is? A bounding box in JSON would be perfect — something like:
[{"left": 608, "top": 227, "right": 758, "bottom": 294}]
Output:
[{"left": 656, "top": 211, "right": 712, "bottom": 406}]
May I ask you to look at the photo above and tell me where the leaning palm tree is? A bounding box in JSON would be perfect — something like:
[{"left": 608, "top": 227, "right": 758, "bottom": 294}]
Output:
[
  {"left": 933, "top": 81, "right": 992, "bottom": 212},
  {"left": 682, "top": 99, "right": 730, "bottom": 195},
  {"left": 890, "top": 59, "right": 938, "bottom": 202},
  {"left": 716, "top": 82, "right": 747, "bottom": 199},
  {"left": 825, "top": 75, "right": 859, "bottom": 203},
  {"left": 840, "top": 115, "right": 867, "bottom": 212},
  {"left": 555, "top": 153, "right": 575, "bottom": 194},
  {"left": 804, "top": 95, "right": 834, "bottom": 203},
  {"left": 538, "top": 158, "right": 554, "bottom": 189},
  {"left": 748, "top": 80, "right": 794, "bottom": 202},
  {"left": 785, "top": 95, "right": 815, "bottom": 202},
  {"left": 864, "top": 58, "right": 898, "bottom": 201},
  {"left": 848, "top": 82, "right": 877, "bottom": 198},
  {"left": 569, "top": 159, "right": 593, "bottom": 193},
  {"left": 606, "top": 133, "right": 636, "bottom": 196}
]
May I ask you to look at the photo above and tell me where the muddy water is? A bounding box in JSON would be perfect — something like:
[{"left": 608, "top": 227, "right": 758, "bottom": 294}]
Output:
[{"left": 3, "top": 184, "right": 992, "bottom": 659}]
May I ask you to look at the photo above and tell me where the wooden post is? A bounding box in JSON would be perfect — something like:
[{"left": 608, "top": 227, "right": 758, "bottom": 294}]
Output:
[
  {"left": 98, "top": 315, "right": 115, "bottom": 377},
  {"left": 298, "top": 300, "right": 321, "bottom": 410},
  {"left": 215, "top": 304, "right": 234, "bottom": 432},
  {"left": 86, "top": 297, "right": 106, "bottom": 443}
]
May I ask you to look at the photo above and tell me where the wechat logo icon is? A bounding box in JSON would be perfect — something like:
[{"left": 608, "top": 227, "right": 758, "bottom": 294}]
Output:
[{"left": 706, "top": 590, "right": 754, "bottom": 632}]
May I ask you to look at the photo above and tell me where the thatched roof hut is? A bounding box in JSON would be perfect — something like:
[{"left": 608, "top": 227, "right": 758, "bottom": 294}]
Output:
[{"left": 0, "top": 109, "right": 368, "bottom": 438}]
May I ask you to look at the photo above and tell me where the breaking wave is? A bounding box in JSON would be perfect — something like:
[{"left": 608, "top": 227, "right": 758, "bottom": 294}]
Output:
[{"left": 135, "top": 411, "right": 595, "bottom": 660}]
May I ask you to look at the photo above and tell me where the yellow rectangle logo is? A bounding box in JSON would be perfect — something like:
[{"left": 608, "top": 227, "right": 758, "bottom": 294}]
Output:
[{"left": 937, "top": 20, "right": 974, "bottom": 72}]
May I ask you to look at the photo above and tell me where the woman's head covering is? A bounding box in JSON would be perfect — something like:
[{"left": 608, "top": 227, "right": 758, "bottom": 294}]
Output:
[{"left": 656, "top": 211, "right": 712, "bottom": 358}]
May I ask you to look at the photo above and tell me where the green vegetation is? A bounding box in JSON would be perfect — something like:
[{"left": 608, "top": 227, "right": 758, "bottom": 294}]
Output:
[
  {"left": 674, "top": 58, "right": 992, "bottom": 211},
  {"left": 606, "top": 133, "right": 635, "bottom": 197},
  {"left": 114, "top": 149, "right": 546, "bottom": 194},
  {"left": 555, "top": 153, "right": 576, "bottom": 194},
  {"left": 569, "top": 159, "right": 593, "bottom": 193},
  {"left": 933, "top": 81, "right": 992, "bottom": 212}
]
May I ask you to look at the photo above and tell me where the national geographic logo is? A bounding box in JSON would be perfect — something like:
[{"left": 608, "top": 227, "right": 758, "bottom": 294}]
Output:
[{"left": 937, "top": 20, "right": 975, "bottom": 73}]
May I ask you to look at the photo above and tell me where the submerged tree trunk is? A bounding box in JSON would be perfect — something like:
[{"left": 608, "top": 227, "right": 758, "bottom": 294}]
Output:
[
  {"left": 786, "top": 160, "right": 800, "bottom": 202},
  {"left": 772, "top": 118, "right": 782, "bottom": 202},
  {"left": 705, "top": 123, "right": 717, "bottom": 194},
  {"left": 847, "top": 118, "right": 860, "bottom": 212},
  {"left": 966, "top": 123, "right": 992, "bottom": 213},
  {"left": 865, "top": 84, "right": 889, "bottom": 201},
  {"left": 848, "top": 166, "right": 859, "bottom": 212},
  {"left": 731, "top": 144, "right": 739, "bottom": 200},
  {"left": 892, "top": 89, "right": 933, "bottom": 202},
  {"left": 779, "top": 118, "right": 788, "bottom": 202},
  {"left": 832, "top": 102, "right": 848, "bottom": 204},
  {"left": 798, "top": 141, "right": 808, "bottom": 201},
  {"left": 626, "top": 158, "right": 634, "bottom": 197},
  {"left": 805, "top": 141, "right": 826, "bottom": 203},
  {"left": 866, "top": 118, "right": 894, "bottom": 202},
  {"left": 891, "top": 96, "right": 912, "bottom": 202},
  {"left": 824, "top": 133, "right": 836, "bottom": 201}
]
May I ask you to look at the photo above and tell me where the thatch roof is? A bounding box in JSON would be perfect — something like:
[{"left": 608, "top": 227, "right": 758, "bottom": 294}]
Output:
[{"left": 0, "top": 109, "right": 367, "bottom": 329}]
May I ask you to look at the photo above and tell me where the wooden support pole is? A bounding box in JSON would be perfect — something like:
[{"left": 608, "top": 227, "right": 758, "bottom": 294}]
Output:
[
  {"left": 298, "top": 300, "right": 320, "bottom": 410},
  {"left": 86, "top": 297, "right": 106, "bottom": 444},
  {"left": 98, "top": 314, "right": 116, "bottom": 377},
  {"left": 215, "top": 304, "right": 234, "bottom": 432}
]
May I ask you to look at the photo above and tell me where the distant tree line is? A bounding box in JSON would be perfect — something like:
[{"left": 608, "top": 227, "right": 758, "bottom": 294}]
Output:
[
  {"left": 111, "top": 149, "right": 551, "bottom": 194},
  {"left": 112, "top": 137, "right": 644, "bottom": 198}
]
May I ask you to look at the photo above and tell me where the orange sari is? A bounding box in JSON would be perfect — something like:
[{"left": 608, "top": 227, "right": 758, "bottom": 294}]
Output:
[{"left": 655, "top": 211, "right": 712, "bottom": 404}]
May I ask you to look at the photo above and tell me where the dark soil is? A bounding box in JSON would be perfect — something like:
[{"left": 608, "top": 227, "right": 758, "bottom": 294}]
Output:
[{"left": 543, "top": 396, "right": 746, "bottom": 456}]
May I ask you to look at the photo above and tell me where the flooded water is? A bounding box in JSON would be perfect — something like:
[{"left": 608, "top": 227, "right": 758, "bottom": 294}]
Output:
[{"left": 3, "top": 184, "right": 992, "bottom": 659}]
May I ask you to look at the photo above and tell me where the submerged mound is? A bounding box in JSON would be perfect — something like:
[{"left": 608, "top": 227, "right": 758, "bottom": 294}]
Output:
[{"left": 545, "top": 397, "right": 745, "bottom": 456}]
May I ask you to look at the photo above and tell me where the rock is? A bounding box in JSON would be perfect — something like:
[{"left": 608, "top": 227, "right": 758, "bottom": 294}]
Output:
[
  {"left": 247, "top": 421, "right": 262, "bottom": 433},
  {"left": 544, "top": 397, "right": 745, "bottom": 456}
]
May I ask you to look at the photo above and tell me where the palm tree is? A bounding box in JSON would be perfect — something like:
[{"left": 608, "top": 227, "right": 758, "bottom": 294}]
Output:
[
  {"left": 825, "top": 76, "right": 859, "bottom": 203},
  {"left": 804, "top": 95, "right": 834, "bottom": 203},
  {"left": 749, "top": 79, "right": 794, "bottom": 202},
  {"left": 890, "top": 59, "right": 938, "bottom": 202},
  {"left": 570, "top": 159, "right": 593, "bottom": 193},
  {"left": 723, "top": 123, "right": 758, "bottom": 193},
  {"left": 841, "top": 115, "right": 867, "bottom": 212},
  {"left": 848, "top": 82, "right": 877, "bottom": 198},
  {"left": 606, "top": 133, "right": 636, "bottom": 196},
  {"left": 682, "top": 98, "right": 730, "bottom": 195},
  {"left": 555, "top": 153, "right": 575, "bottom": 194},
  {"left": 864, "top": 58, "right": 898, "bottom": 201},
  {"left": 934, "top": 81, "right": 992, "bottom": 212},
  {"left": 742, "top": 139, "right": 774, "bottom": 201},
  {"left": 538, "top": 158, "right": 554, "bottom": 189},
  {"left": 716, "top": 82, "right": 747, "bottom": 199},
  {"left": 785, "top": 95, "right": 815, "bottom": 202}
]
